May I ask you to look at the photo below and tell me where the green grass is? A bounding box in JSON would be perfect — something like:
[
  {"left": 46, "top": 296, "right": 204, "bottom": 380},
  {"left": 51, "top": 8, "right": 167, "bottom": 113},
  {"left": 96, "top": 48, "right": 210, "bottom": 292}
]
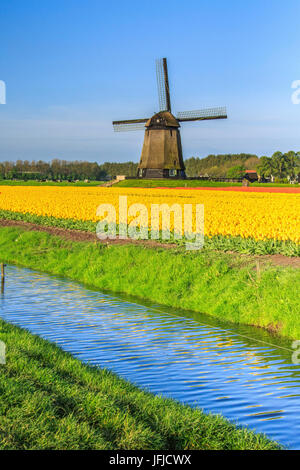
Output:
[
  {"left": 0, "top": 208, "right": 298, "bottom": 256},
  {"left": 0, "top": 319, "right": 280, "bottom": 450},
  {"left": 0, "top": 179, "right": 297, "bottom": 188},
  {"left": 0, "top": 226, "right": 299, "bottom": 339},
  {"left": 116, "top": 179, "right": 242, "bottom": 187},
  {"left": 251, "top": 182, "right": 299, "bottom": 187},
  {"left": 0, "top": 180, "right": 103, "bottom": 186},
  {"left": 116, "top": 179, "right": 299, "bottom": 188}
]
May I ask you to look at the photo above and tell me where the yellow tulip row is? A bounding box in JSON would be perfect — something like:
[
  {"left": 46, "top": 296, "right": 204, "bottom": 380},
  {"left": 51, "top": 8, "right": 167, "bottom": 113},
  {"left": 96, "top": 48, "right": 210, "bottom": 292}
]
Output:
[{"left": 0, "top": 186, "right": 299, "bottom": 242}]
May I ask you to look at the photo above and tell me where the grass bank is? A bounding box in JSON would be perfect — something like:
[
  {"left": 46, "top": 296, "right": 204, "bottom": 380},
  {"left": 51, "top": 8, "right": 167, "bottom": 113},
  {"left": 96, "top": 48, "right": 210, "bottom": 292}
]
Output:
[
  {"left": 115, "top": 179, "right": 242, "bottom": 188},
  {"left": 115, "top": 179, "right": 298, "bottom": 188},
  {"left": 0, "top": 179, "right": 297, "bottom": 188},
  {"left": 0, "top": 319, "right": 280, "bottom": 450},
  {"left": 0, "top": 226, "right": 299, "bottom": 339},
  {"left": 0, "top": 180, "right": 103, "bottom": 186}
]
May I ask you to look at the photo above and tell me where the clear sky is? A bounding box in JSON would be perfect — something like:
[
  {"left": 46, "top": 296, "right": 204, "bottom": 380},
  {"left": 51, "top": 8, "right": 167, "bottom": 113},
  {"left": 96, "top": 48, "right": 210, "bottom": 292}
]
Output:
[{"left": 1, "top": 0, "right": 300, "bottom": 163}]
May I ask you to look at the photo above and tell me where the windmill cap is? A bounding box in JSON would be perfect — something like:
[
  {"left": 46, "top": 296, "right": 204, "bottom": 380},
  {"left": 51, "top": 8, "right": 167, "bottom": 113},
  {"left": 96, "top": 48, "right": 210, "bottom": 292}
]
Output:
[{"left": 145, "top": 111, "right": 180, "bottom": 128}]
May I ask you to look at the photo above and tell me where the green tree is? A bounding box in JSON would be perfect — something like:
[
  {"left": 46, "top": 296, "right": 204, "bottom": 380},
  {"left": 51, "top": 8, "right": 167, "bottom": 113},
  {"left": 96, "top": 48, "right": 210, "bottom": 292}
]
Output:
[
  {"left": 285, "top": 151, "right": 300, "bottom": 180},
  {"left": 257, "top": 156, "right": 272, "bottom": 179},
  {"left": 271, "top": 152, "right": 287, "bottom": 179},
  {"left": 226, "top": 165, "right": 245, "bottom": 178}
]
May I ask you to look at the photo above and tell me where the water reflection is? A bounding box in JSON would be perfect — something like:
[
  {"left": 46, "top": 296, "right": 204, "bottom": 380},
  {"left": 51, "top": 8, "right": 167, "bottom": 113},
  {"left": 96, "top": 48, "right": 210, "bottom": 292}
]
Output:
[{"left": 0, "top": 265, "right": 300, "bottom": 449}]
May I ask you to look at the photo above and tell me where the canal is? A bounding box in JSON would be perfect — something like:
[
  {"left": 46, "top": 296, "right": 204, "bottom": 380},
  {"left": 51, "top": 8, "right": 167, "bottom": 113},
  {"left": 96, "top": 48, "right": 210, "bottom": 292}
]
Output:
[{"left": 0, "top": 264, "right": 299, "bottom": 449}]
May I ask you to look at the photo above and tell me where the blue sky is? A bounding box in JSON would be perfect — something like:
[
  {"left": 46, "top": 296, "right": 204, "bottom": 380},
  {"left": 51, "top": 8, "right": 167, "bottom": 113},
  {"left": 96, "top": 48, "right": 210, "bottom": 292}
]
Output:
[{"left": 1, "top": 0, "right": 300, "bottom": 163}]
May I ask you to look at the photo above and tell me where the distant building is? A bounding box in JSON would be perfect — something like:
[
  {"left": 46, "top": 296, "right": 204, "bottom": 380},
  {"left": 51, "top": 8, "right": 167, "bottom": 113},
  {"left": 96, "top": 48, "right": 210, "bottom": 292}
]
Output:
[{"left": 244, "top": 170, "right": 258, "bottom": 182}]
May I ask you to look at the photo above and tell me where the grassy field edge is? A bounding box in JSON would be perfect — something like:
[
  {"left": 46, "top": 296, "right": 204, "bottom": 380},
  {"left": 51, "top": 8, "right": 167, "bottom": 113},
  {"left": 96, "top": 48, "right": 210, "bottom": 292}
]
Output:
[
  {"left": 0, "top": 180, "right": 103, "bottom": 186},
  {"left": 0, "top": 226, "right": 299, "bottom": 339},
  {"left": 115, "top": 179, "right": 298, "bottom": 188}
]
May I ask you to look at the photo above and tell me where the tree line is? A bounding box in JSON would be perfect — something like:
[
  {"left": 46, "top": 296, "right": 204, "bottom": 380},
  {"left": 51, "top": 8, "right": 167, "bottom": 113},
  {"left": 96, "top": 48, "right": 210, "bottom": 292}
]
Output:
[
  {"left": 0, "top": 159, "right": 106, "bottom": 181},
  {"left": 184, "top": 152, "right": 300, "bottom": 181},
  {"left": 184, "top": 154, "right": 260, "bottom": 178},
  {"left": 257, "top": 151, "right": 300, "bottom": 181},
  {"left": 0, "top": 159, "right": 140, "bottom": 181},
  {"left": 0, "top": 152, "right": 299, "bottom": 181}
]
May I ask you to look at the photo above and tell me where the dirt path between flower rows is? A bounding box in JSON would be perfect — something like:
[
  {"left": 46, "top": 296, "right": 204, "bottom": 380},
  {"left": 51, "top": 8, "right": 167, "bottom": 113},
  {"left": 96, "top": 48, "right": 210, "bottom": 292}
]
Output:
[{"left": 0, "top": 218, "right": 299, "bottom": 269}]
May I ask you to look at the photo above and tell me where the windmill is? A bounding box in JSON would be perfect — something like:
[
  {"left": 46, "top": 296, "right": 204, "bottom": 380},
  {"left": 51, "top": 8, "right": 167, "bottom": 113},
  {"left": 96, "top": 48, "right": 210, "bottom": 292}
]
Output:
[{"left": 113, "top": 58, "right": 227, "bottom": 179}]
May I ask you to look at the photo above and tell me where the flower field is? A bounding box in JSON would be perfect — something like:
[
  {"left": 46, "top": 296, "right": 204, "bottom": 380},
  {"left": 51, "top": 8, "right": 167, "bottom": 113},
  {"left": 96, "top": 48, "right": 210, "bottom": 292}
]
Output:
[{"left": 0, "top": 186, "right": 299, "bottom": 246}]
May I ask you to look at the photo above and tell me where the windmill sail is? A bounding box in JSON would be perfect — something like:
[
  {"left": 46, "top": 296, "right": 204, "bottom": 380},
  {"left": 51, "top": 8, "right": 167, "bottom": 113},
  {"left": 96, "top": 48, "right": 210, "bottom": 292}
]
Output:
[
  {"left": 113, "top": 118, "right": 148, "bottom": 132},
  {"left": 112, "top": 57, "right": 228, "bottom": 178},
  {"left": 156, "top": 58, "right": 171, "bottom": 112},
  {"left": 177, "top": 107, "right": 227, "bottom": 122}
]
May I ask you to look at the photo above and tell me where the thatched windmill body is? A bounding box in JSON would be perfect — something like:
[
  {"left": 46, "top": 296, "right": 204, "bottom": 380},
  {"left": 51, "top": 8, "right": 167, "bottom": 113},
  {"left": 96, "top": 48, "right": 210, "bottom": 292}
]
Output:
[{"left": 113, "top": 58, "right": 227, "bottom": 178}]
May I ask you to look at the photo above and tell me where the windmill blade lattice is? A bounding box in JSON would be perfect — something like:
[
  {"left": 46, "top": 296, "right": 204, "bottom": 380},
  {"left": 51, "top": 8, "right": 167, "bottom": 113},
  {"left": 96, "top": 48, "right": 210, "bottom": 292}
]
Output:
[
  {"left": 156, "top": 58, "right": 168, "bottom": 112},
  {"left": 177, "top": 107, "right": 227, "bottom": 121},
  {"left": 113, "top": 119, "right": 148, "bottom": 132}
]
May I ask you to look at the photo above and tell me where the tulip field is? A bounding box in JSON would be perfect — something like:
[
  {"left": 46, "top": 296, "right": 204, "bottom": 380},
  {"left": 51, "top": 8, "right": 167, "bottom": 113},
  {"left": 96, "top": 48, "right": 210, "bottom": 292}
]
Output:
[{"left": 0, "top": 185, "right": 299, "bottom": 255}]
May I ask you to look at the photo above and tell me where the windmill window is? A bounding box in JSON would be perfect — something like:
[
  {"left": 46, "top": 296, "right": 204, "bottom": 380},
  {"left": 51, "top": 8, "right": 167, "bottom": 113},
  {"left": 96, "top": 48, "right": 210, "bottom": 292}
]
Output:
[{"left": 169, "top": 169, "right": 177, "bottom": 177}]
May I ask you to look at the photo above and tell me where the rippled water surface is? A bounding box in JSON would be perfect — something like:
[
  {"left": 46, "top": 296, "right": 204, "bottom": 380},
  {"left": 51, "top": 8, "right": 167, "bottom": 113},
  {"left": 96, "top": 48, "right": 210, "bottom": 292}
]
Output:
[{"left": 1, "top": 265, "right": 300, "bottom": 448}]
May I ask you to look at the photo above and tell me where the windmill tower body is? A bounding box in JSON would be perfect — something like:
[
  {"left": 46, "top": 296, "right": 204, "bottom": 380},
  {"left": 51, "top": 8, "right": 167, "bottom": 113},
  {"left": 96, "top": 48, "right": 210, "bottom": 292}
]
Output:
[
  {"left": 138, "top": 111, "right": 185, "bottom": 178},
  {"left": 113, "top": 58, "right": 227, "bottom": 179}
]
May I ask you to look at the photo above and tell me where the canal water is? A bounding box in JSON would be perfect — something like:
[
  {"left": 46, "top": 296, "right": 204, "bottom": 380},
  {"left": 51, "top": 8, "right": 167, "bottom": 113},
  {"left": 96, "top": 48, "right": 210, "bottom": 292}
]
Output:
[{"left": 0, "top": 264, "right": 300, "bottom": 449}]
